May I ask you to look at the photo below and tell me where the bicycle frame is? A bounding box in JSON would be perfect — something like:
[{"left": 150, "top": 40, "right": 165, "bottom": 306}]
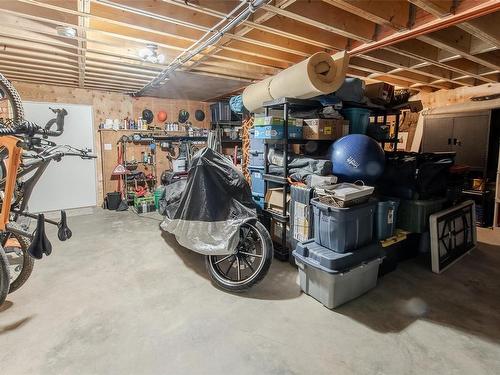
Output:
[
  {"left": 0, "top": 136, "right": 55, "bottom": 230},
  {"left": 0, "top": 136, "right": 22, "bottom": 230}
]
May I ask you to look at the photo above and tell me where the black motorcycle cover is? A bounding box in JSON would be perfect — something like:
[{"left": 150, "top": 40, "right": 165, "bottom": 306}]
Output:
[{"left": 160, "top": 147, "right": 257, "bottom": 255}]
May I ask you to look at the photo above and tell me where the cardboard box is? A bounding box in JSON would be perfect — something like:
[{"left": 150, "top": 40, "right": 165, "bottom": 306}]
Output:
[
  {"left": 365, "top": 82, "right": 394, "bottom": 105},
  {"left": 303, "top": 119, "right": 348, "bottom": 140},
  {"left": 265, "top": 188, "right": 291, "bottom": 213}
]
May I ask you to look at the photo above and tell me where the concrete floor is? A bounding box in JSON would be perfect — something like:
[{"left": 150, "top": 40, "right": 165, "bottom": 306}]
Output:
[{"left": 1, "top": 209, "right": 500, "bottom": 375}]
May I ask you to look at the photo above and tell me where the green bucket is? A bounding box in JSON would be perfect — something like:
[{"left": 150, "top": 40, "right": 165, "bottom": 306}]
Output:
[{"left": 154, "top": 187, "right": 164, "bottom": 209}]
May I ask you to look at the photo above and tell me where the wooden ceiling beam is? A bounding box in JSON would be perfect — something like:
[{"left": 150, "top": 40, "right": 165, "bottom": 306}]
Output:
[
  {"left": 1, "top": 71, "right": 78, "bottom": 84},
  {"left": 350, "top": 0, "right": 500, "bottom": 54},
  {"left": 185, "top": 0, "right": 300, "bottom": 73},
  {"left": 458, "top": 12, "right": 500, "bottom": 48},
  {"left": 85, "top": 71, "right": 151, "bottom": 84},
  {"left": 163, "top": 0, "right": 337, "bottom": 49},
  {"left": 77, "top": 0, "right": 91, "bottom": 88},
  {"left": 85, "top": 64, "right": 158, "bottom": 78},
  {"left": 418, "top": 28, "right": 500, "bottom": 71},
  {"left": 387, "top": 40, "right": 496, "bottom": 83},
  {"left": 0, "top": 60, "right": 78, "bottom": 75},
  {"left": 408, "top": 0, "right": 454, "bottom": 17},
  {"left": 11, "top": 78, "right": 77, "bottom": 89},
  {"left": 0, "top": 36, "right": 79, "bottom": 59},
  {"left": 262, "top": 2, "right": 376, "bottom": 42},
  {"left": 189, "top": 65, "right": 265, "bottom": 82},
  {"left": 92, "top": 1, "right": 315, "bottom": 59},
  {"left": 359, "top": 49, "right": 470, "bottom": 86},
  {"left": 321, "top": 0, "right": 410, "bottom": 30},
  {"left": 0, "top": 53, "right": 78, "bottom": 70},
  {"left": 409, "top": 0, "right": 500, "bottom": 49},
  {"left": 0, "top": 66, "right": 78, "bottom": 81},
  {"left": 350, "top": 56, "right": 451, "bottom": 89}
]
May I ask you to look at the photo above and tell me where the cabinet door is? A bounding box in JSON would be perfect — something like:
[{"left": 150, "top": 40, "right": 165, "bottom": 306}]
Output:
[
  {"left": 452, "top": 114, "right": 489, "bottom": 169},
  {"left": 422, "top": 116, "right": 454, "bottom": 152}
]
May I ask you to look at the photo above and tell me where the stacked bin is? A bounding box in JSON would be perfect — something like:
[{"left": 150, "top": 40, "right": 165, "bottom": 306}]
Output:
[
  {"left": 293, "top": 196, "right": 383, "bottom": 309},
  {"left": 249, "top": 129, "right": 266, "bottom": 209}
]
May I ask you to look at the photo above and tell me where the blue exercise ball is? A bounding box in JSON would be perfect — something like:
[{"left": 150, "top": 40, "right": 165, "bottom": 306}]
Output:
[{"left": 330, "top": 134, "right": 385, "bottom": 183}]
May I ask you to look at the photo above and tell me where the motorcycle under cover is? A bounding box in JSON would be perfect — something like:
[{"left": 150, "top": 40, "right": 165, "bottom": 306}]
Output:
[{"left": 160, "top": 147, "right": 257, "bottom": 255}]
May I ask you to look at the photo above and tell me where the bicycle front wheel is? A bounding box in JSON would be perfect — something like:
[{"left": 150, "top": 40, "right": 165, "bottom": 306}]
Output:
[
  {"left": 0, "top": 247, "right": 10, "bottom": 306},
  {"left": 2, "top": 223, "right": 34, "bottom": 294}
]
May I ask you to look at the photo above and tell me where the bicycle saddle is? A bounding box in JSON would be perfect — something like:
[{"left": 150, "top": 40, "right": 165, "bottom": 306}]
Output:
[
  {"left": 57, "top": 210, "right": 72, "bottom": 241},
  {"left": 28, "top": 214, "right": 52, "bottom": 260}
]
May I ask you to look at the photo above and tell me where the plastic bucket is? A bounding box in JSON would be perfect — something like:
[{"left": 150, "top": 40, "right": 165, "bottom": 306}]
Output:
[
  {"left": 341, "top": 108, "right": 371, "bottom": 134},
  {"left": 154, "top": 187, "right": 164, "bottom": 209},
  {"left": 107, "top": 192, "right": 121, "bottom": 210}
]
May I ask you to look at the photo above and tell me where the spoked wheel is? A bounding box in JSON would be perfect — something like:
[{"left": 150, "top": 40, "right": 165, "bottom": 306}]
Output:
[
  {"left": 2, "top": 223, "right": 34, "bottom": 294},
  {"left": 0, "top": 247, "right": 9, "bottom": 305},
  {"left": 205, "top": 221, "right": 273, "bottom": 292},
  {"left": 0, "top": 72, "right": 24, "bottom": 125}
]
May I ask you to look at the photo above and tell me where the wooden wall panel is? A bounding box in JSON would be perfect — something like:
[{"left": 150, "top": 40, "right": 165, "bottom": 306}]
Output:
[
  {"left": 12, "top": 81, "right": 212, "bottom": 205},
  {"left": 415, "top": 82, "right": 500, "bottom": 108}
]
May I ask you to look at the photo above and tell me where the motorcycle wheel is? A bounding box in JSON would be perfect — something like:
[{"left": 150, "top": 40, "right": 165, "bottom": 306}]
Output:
[
  {"left": 0, "top": 247, "right": 10, "bottom": 306},
  {"left": 205, "top": 221, "right": 273, "bottom": 292}
]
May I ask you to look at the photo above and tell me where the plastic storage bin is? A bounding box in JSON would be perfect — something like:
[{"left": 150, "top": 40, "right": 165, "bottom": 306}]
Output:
[
  {"left": 293, "top": 239, "right": 382, "bottom": 309},
  {"left": 249, "top": 167, "right": 278, "bottom": 196},
  {"left": 397, "top": 198, "right": 446, "bottom": 233},
  {"left": 249, "top": 167, "right": 265, "bottom": 196},
  {"left": 341, "top": 108, "right": 371, "bottom": 134},
  {"left": 311, "top": 198, "right": 376, "bottom": 253},
  {"left": 374, "top": 198, "right": 400, "bottom": 240},
  {"left": 249, "top": 129, "right": 265, "bottom": 167},
  {"left": 249, "top": 150, "right": 265, "bottom": 167},
  {"left": 254, "top": 124, "right": 302, "bottom": 139}
]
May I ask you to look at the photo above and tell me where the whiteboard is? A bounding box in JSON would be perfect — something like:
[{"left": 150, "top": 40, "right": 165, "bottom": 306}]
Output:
[{"left": 22, "top": 102, "right": 97, "bottom": 213}]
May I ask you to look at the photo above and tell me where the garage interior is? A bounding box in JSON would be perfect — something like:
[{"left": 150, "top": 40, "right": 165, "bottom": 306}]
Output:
[{"left": 0, "top": 0, "right": 500, "bottom": 374}]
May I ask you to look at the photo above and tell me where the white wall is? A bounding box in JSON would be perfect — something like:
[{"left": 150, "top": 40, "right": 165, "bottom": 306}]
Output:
[{"left": 22, "top": 102, "right": 97, "bottom": 213}]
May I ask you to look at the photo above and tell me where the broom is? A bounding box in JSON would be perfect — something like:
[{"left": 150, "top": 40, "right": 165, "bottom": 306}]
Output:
[{"left": 112, "top": 142, "right": 129, "bottom": 211}]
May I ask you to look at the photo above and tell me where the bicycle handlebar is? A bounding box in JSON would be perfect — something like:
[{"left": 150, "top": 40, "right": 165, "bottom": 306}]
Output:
[{"left": 0, "top": 121, "right": 62, "bottom": 138}]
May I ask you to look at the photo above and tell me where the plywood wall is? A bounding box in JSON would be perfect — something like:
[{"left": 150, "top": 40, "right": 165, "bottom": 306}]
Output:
[
  {"left": 12, "top": 81, "right": 212, "bottom": 205},
  {"left": 415, "top": 82, "right": 500, "bottom": 109}
]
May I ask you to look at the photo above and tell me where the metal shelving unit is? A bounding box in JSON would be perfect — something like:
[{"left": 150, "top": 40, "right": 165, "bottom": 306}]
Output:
[
  {"left": 261, "top": 97, "right": 322, "bottom": 261},
  {"left": 342, "top": 101, "right": 401, "bottom": 151}
]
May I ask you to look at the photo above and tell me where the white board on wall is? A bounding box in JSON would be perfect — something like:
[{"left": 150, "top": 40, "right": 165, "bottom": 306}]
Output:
[{"left": 22, "top": 102, "right": 97, "bottom": 213}]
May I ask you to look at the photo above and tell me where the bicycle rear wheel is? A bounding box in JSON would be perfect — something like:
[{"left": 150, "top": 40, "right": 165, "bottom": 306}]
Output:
[
  {"left": 0, "top": 73, "right": 24, "bottom": 125},
  {"left": 0, "top": 247, "right": 10, "bottom": 306}
]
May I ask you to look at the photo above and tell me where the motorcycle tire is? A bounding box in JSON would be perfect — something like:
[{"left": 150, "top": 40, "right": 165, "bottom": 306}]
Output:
[
  {"left": 205, "top": 220, "right": 273, "bottom": 292},
  {"left": 3, "top": 223, "right": 34, "bottom": 294},
  {"left": 0, "top": 247, "right": 10, "bottom": 306}
]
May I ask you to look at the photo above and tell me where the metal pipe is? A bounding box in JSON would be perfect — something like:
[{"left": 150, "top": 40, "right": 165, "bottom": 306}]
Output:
[{"left": 133, "top": 0, "right": 269, "bottom": 96}]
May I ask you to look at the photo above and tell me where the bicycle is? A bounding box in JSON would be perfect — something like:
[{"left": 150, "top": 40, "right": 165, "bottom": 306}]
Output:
[{"left": 0, "top": 73, "right": 96, "bottom": 305}]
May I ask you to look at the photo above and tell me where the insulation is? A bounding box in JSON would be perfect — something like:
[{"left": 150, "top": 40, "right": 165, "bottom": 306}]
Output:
[{"left": 242, "top": 51, "right": 349, "bottom": 112}]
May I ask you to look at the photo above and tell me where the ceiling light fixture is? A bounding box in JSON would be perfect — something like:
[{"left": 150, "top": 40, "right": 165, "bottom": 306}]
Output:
[
  {"left": 138, "top": 44, "right": 165, "bottom": 65},
  {"left": 56, "top": 26, "right": 77, "bottom": 38}
]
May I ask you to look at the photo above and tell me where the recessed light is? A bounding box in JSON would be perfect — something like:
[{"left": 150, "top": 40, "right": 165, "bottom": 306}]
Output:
[{"left": 56, "top": 26, "right": 77, "bottom": 38}]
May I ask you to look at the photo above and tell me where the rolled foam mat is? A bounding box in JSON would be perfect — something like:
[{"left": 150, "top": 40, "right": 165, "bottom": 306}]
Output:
[{"left": 242, "top": 51, "right": 349, "bottom": 112}]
